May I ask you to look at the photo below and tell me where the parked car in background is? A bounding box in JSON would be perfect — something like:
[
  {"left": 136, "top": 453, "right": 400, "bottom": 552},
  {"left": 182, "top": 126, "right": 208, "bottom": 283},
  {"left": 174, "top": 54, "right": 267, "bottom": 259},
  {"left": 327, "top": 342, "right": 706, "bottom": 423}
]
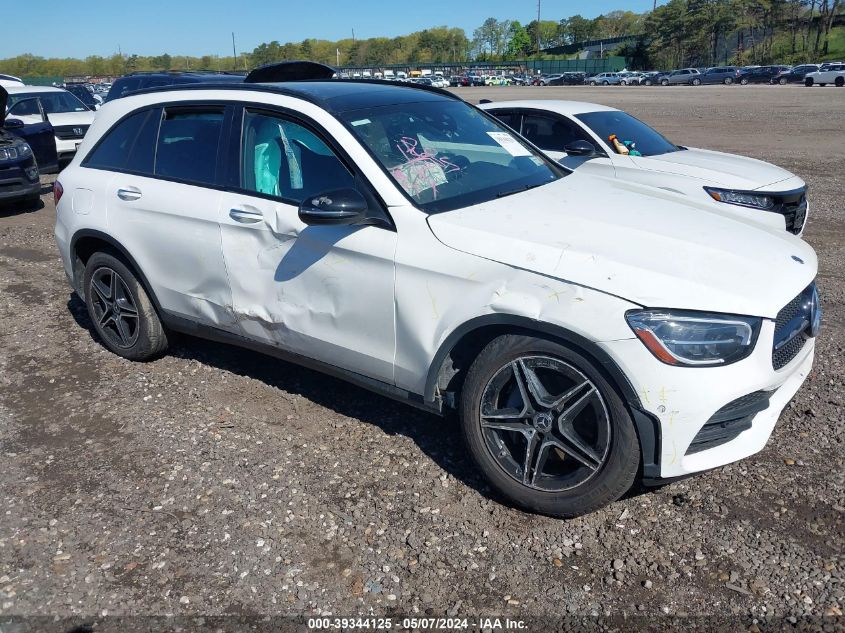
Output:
[
  {"left": 65, "top": 83, "right": 100, "bottom": 111},
  {"left": 639, "top": 71, "right": 667, "bottom": 86},
  {"left": 0, "top": 85, "right": 59, "bottom": 205},
  {"left": 773, "top": 64, "right": 819, "bottom": 84},
  {"left": 537, "top": 74, "right": 562, "bottom": 86},
  {"left": 54, "top": 65, "right": 819, "bottom": 518},
  {"left": 469, "top": 75, "right": 486, "bottom": 87},
  {"left": 449, "top": 76, "right": 470, "bottom": 87},
  {"left": 736, "top": 65, "right": 791, "bottom": 85},
  {"left": 699, "top": 66, "right": 738, "bottom": 84},
  {"left": 804, "top": 63, "right": 845, "bottom": 86},
  {"left": 4, "top": 85, "right": 95, "bottom": 162},
  {"left": 587, "top": 72, "right": 622, "bottom": 85},
  {"left": 0, "top": 74, "right": 24, "bottom": 88},
  {"left": 105, "top": 70, "right": 245, "bottom": 102},
  {"left": 480, "top": 99, "right": 809, "bottom": 235},
  {"left": 661, "top": 68, "right": 702, "bottom": 85},
  {"left": 619, "top": 72, "right": 644, "bottom": 85}
]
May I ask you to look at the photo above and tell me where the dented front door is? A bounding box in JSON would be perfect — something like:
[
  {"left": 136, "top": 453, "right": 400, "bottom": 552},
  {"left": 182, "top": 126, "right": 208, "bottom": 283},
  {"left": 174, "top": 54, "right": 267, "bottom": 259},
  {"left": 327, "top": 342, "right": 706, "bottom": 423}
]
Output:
[{"left": 218, "top": 192, "right": 397, "bottom": 383}]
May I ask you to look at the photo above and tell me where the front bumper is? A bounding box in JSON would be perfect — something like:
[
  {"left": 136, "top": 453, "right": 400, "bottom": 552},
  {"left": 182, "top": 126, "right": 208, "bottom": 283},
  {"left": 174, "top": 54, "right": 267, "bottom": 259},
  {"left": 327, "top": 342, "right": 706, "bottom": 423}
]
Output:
[
  {"left": 0, "top": 159, "right": 41, "bottom": 201},
  {"left": 599, "top": 319, "right": 814, "bottom": 479},
  {"left": 56, "top": 137, "right": 84, "bottom": 161}
]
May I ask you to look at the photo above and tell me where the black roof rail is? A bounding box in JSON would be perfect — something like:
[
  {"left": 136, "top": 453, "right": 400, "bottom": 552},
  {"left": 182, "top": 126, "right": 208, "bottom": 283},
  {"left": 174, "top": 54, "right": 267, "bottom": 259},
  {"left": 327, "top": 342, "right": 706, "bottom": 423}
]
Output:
[{"left": 245, "top": 61, "right": 336, "bottom": 83}]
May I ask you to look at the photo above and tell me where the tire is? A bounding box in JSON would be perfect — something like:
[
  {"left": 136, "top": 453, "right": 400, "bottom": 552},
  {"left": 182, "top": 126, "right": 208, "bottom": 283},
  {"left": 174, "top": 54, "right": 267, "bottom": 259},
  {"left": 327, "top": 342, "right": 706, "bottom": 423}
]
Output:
[
  {"left": 805, "top": 77, "right": 814, "bottom": 86},
  {"left": 778, "top": 77, "right": 787, "bottom": 85},
  {"left": 836, "top": 77, "right": 844, "bottom": 87},
  {"left": 83, "top": 252, "right": 168, "bottom": 361},
  {"left": 601, "top": 81, "right": 609, "bottom": 86},
  {"left": 459, "top": 334, "right": 640, "bottom": 518},
  {"left": 589, "top": 81, "right": 596, "bottom": 86},
  {"left": 645, "top": 79, "right": 653, "bottom": 86},
  {"left": 691, "top": 78, "right": 701, "bottom": 86},
  {"left": 724, "top": 77, "right": 734, "bottom": 85},
  {"left": 661, "top": 79, "right": 669, "bottom": 86},
  {"left": 740, "top": 78, "right": 749, "bottom": 85}
]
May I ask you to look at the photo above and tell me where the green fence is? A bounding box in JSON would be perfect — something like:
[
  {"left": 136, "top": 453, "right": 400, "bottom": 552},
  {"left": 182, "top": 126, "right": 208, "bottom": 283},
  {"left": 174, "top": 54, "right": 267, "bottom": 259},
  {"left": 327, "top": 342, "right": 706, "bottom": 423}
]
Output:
[{"left": 19, "top": 76, "right": 64, "bottom": 86}]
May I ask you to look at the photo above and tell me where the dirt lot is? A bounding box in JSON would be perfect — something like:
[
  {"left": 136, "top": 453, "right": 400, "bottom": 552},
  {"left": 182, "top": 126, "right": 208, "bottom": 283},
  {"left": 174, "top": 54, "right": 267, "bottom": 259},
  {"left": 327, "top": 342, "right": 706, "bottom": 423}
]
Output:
[{"left": 0, "top": 85, "right": 843, "bottom": 630}]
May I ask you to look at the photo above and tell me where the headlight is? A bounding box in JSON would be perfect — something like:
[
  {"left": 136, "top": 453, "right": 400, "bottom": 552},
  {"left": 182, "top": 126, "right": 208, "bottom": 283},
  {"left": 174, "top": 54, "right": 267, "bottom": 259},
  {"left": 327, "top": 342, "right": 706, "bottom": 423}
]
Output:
[
  {"left": 626, "top": 310, "right": 762, "bottom": 366},
  {"left": 17, "top": 142, "right": 32, "bottom": 157},
  {"left": 705, "top": 187, "right": 775, "bottom": 210}
]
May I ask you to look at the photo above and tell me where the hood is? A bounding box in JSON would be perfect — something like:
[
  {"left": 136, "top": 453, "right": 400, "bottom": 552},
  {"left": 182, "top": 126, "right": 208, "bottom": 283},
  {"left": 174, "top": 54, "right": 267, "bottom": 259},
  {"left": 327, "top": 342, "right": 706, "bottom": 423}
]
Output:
[
  {"left": 633, "top": 147, "right": 800, "bottom": 191},
  {"left": 426, "top": 171, "right": 816, "bottom": 319},
  {"left": 44, "top": 110, "right": 96, "bottom": 126}
]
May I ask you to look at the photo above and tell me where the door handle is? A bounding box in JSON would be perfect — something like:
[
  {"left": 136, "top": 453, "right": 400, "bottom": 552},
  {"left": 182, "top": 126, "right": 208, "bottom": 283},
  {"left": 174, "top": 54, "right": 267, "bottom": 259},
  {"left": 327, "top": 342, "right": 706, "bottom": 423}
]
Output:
[
  {"left": 116, "top": 186, "right": 142, "bottom": 201},
  {"left": 229, "top": 207, "right": 264, "bottom": 224}
]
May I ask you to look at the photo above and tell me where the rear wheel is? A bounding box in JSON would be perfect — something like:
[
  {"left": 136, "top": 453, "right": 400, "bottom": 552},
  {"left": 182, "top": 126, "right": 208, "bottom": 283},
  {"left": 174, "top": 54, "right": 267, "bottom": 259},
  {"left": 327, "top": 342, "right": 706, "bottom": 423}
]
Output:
[
  {"left": 691, "top": 77, "right": 701, "bottom": 86},
  {"left": 836, "top": 77, "right": 844, "bottom": 87},
  {"left": 644, "top": 79, "right": 653, "bottom": 86},
  {"left": 83, "top": 252, "right": 168, "bottom": 361},
  {"left": 601, "top": 80, "right": 609, "bottom": 86},
  {"left": 805, "top": 77, "right": 814, "bottom": 86},
  {"left": 778, "top": 77, "right": 788, "bottom": 85},
  {"left": 724, "top": 77, "right": 733, "bottom": 84},
  {"left": 589, "top": 81, "right": 597, "bottom": 86},
  {"left": 459, "top": 335, "right": 640, "bottom": 518},
  {"left": 661, "top": 79, "right": 669, "bottom": 86},
  {"left": 740, "top": 78, "right": 749, "bottom": 85}
]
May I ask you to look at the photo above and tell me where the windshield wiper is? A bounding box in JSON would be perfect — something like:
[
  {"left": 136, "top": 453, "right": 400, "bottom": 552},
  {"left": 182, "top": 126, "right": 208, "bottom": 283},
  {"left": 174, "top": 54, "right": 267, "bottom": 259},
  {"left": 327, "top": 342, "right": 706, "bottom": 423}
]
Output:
[{"left": 496, "top": 183, "right": 542, "bottom": 199}]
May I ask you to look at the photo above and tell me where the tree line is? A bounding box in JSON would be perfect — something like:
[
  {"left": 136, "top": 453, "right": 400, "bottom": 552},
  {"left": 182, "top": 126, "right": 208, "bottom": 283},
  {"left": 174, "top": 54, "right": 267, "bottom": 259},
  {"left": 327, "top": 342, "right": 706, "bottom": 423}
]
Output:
[{"left": 1, "top": 1, "right": 842, "bottom": 78}]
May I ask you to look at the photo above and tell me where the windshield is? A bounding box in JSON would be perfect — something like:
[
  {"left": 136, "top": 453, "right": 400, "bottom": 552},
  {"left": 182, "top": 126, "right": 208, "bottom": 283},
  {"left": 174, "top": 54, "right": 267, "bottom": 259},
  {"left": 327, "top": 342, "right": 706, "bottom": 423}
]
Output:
[
  {"left": 575, "top": 111, "right": 679, "bottom": 157},
  {"left": 8, "top": 90, "right": 88, "bottom": 114},
  {"left": 340, "top": 100, "right": 561, "bottom": 213}
]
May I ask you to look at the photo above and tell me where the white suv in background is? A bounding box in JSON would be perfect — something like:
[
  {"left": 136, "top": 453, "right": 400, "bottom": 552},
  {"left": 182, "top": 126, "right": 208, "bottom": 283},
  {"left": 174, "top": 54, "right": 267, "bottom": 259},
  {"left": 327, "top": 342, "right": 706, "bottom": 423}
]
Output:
[
  {"left": 53, "top": 64, "right": 820, "bottom": 518},
  {"left": 4, "top": 85, "right": 95, "bottom": 161},
  {"left": 804, "top": 63, "right": 845, "bottom": 86}
]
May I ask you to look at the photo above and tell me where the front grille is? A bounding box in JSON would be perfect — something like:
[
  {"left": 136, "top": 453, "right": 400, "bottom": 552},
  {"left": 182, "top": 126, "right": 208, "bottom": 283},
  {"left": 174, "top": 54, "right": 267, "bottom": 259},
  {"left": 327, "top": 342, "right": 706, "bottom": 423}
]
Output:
[
  {"left": 772, "top": 282, "right": 817, "bottom": 370},
  {"left": 769, "top": 187, "right": 807, "bottom": 234},
  {"left": 54, "top": 125, "right": 89, "bottom": 140},
  {"left": 687, "top": 390, "right": 772, "bottom": 454}
]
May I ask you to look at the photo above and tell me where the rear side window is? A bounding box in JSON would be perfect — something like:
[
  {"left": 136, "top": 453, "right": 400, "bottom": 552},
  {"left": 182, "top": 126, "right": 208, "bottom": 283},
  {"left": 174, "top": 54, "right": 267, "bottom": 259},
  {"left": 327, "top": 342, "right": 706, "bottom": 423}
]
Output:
[
  {"left": 83, "top": 109, "right": 160, "bottom": 172},
  {"left": 489, "top": 110, "right": 521, "bottom": 132},
  {"left": 521, "top": 113, "right": 592, "bottom": 152},
  {"left": 154, "top": 108, "right": 224, "bottom": 185}
]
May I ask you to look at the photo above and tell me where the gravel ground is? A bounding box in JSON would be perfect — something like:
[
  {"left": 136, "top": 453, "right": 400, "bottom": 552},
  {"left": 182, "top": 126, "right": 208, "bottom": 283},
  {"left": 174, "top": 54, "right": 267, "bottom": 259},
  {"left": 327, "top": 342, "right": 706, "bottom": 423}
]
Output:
[{"left": 0, "top": 85, "right": 843, "bottom": 631}]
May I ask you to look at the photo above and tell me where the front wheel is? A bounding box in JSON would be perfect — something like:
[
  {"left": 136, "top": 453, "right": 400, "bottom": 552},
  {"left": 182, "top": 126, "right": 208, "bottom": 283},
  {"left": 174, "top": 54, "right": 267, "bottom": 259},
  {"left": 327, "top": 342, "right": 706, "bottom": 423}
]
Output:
[
  {"left": 691, "top": 78, "right": 701, "bottom": 86},
  {"left": 724, "top": 77, "right": 734, "bottom": 85},
  {"left": 836, "top": 77, "right": 844, "bottom": 87},
  {"left": 589, "top": 81, "right": 597, "bottom": 86},
  {"left": 601, "top": 80, "right": 609, "bottom": 86},
  {"left": 644, "top": 79, "right": 653, "bottom": 86},
  {"left": 459, "top": 335, "right": 640, "bottom": 518},
  {"left": 83, "top": 252, "right": 168, "bottom": 361},
  {"left": 661, "top": 79, "right": 669, "bottom": 86},
  {"left": 740, "top": 78, "right": 749, "bottom": 85},
  {"left": 779, "top": 77, "right": 788, "bottom": 85},
  {"left": 805, "top": 77, "right": 814, "bottom": 86}
]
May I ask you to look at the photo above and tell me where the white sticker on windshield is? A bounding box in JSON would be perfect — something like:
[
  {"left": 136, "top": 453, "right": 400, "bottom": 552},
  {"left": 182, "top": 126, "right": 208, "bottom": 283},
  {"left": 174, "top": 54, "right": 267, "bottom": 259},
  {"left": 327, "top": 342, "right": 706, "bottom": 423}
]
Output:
[
  {"left": 351, "top": 118, "right": 371, "bottom": 126},
  {"left": 487, "top": 131, "right": 531, "bottom": 157}
]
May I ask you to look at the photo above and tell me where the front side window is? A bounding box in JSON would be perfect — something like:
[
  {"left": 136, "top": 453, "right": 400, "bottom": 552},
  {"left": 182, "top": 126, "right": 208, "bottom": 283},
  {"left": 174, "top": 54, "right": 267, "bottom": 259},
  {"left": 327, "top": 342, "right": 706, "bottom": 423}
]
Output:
[
  {"left": 240, "top": 110, "right": 355, "bottom": 203},
  {"left": 8, "top": 91, "right": 88, "bottom": 114},
  {"left": 575, "top": 111, "right": 679, "bottom": 157},
  {"left": 521, "top": 113, "right": 593, "bottom": 152},
  {"left": 341, "top": 99, "right": 561, "bottom": 213},
  {"left": 154, "top": 108, "right": 224, "bottom": 185}
]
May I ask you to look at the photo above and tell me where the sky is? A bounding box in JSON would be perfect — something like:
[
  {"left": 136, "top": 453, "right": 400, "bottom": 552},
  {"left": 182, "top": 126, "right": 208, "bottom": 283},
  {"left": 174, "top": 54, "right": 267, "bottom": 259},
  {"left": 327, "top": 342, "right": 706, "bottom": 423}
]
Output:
[{"left": 1, "top": 0, "right": 657, "bottom": 59}]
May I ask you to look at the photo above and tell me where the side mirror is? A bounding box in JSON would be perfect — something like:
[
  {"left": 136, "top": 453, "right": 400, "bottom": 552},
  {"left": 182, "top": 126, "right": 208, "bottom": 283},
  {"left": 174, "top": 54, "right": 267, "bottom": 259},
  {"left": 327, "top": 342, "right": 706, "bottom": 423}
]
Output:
[
  {"left": 3, "top": 118, "right": 24, "bottom": 129},
  {"left": 564, "top": 140, "right": 597, "bottom": 157},
  {"left": 298, "top": 188, "right": 369, "bottom": 226}
]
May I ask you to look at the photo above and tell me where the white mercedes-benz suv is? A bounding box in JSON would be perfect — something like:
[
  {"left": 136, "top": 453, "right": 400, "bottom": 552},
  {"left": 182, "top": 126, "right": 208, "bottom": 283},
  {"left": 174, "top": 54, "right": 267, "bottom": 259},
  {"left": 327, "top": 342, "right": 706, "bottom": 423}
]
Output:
[{"left": 53, "top": 63, "right": 820, "bottom": 518}]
